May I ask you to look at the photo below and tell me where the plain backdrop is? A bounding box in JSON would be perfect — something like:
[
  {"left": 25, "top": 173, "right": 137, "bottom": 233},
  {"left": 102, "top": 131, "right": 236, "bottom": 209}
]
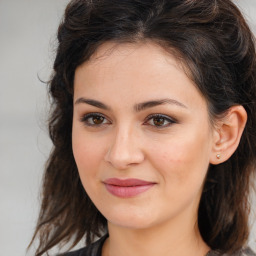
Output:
[{"left": 0, "top": 1, "right": 256, "bottom": 255}]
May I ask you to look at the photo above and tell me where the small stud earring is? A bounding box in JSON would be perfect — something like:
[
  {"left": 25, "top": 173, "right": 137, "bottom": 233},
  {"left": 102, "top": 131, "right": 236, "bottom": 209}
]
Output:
[{"left": 216, "top": 154, "right": 221, "bottom": 159}]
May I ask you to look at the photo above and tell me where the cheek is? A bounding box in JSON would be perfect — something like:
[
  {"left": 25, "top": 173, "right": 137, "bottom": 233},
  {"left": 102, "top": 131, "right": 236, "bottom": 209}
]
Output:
[
  {"left": 72, "top": 128, "right": 105, "bottom": 181},
  {"left": 147, "top": 131, "right": 211, "bottom": 186},
  {"left": 72, "top": 133, "right": 106, "bottom": 205}
]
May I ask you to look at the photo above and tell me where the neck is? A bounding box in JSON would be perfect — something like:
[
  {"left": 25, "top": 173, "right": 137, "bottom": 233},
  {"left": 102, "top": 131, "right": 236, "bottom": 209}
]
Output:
[{"left": 102, "top": 216, "right": 210, "bottom": 256}]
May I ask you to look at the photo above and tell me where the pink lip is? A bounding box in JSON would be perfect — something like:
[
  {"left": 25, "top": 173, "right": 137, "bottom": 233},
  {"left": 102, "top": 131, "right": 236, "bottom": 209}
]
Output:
[{"left": 103, "top": 178, "right": 156, "bottom": 198}]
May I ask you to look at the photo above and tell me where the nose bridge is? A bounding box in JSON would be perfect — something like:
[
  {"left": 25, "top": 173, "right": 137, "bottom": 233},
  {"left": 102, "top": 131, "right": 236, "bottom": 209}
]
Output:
[{"left": 105, "top": 122, "right": 144, "bottom": 169}]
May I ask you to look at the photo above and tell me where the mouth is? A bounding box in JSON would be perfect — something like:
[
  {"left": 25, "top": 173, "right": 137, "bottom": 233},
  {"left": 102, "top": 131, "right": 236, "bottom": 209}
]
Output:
[{"left": 103, "top": 178, "right": 156, "bottom": 198}]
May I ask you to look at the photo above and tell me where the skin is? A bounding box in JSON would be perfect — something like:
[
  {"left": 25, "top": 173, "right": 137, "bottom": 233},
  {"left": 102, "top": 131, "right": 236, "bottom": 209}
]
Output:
[{"left": 72, "top": 41, "right": 221, "bottom": 256}]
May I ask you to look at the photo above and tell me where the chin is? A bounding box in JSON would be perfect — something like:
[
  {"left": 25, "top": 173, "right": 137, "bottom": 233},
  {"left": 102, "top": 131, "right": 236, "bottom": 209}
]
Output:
[
  {"left": 104, "top": 209, "right": 159, "bottom": 230},
  {"left": 108, "top": 218, "right": 156, "bottom": 230}
]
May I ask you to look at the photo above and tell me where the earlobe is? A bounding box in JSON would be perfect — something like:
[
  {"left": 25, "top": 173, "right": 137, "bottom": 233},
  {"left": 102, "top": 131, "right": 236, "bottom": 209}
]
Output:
[{"left": 210, "top": 105, "right": 247, "bottom": 165}]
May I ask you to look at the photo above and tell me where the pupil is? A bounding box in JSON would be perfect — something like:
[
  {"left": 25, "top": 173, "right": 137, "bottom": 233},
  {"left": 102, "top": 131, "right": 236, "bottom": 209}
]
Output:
[
  {"left": 93, "top": 116, "right": 103, "bottom": 124},
  {"left": 154, "top": 117, "right": 164, "bottom": 126}
]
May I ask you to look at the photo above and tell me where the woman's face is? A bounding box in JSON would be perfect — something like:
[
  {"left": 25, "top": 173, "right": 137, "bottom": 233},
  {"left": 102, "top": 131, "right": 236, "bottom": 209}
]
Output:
[{"left": 72, "top": 42, "right": 216, "bottom": 230}]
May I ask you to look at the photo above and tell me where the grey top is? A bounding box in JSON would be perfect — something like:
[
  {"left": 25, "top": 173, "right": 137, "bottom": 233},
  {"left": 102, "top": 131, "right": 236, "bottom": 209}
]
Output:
[
  {"left": 60, "top": 235, "right": 256, "bottom": 256},
  {"left": 207, "top": 248, "right": 256, "bottom": 256}
]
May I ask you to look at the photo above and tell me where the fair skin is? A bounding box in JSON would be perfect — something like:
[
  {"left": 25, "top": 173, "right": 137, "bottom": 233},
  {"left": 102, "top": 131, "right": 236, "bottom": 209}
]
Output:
[{"left": 72, "top": 42, "right": 247, "bottom": 256}]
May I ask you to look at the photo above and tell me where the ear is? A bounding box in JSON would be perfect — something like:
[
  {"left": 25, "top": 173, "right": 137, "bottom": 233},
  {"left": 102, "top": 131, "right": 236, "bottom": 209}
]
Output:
[{"left": 210, "top": 105, "right": 247, "bottom": 165}]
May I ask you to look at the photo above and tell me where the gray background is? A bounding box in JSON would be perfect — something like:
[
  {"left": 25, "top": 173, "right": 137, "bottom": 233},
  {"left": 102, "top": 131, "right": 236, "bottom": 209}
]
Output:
[{"left": 0, "top": 1, "right": 255, "bottom": 255}]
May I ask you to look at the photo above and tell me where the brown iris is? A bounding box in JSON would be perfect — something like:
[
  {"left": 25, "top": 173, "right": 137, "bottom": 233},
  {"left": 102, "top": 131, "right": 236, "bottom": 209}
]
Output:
[
  {"left": 153, "top": 117, "right": 165, "bottom": 126},
  {"left": 93, "top": 116, "right": 104, "bottom": 124}
]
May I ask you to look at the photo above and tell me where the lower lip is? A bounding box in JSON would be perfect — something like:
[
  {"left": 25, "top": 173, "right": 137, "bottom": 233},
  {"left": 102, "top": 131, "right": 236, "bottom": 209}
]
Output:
[{"left": 104, "top": 184, "right": 155, "bottom": 198}]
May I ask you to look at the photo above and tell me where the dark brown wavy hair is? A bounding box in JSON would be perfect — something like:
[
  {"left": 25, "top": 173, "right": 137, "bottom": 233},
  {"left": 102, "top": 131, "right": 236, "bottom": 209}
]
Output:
[{"left": 29, "top": 0, "right": 256, "bottom": 255}]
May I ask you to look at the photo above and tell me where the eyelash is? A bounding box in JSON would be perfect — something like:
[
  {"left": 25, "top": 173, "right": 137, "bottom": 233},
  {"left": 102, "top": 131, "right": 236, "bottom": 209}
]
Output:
[
  {"left": 80, "top": 113, "right": 110, "bottom": 127},
  {"left": 144, "top": 114, "right": 176, "bottom": 128},
  {"left": 80, "top": 113, "right": 176, "bottom": 128}
]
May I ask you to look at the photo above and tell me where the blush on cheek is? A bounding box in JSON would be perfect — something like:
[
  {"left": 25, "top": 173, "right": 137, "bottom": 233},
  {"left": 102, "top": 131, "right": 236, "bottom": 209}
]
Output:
[
  {"left": 158, "top": 144, "right": 189, "bottom": 164},
  {"left": 152, "top": 142, "right": 207, "bottom": 187},
  {"left": 73, "top": 133, "right": 97, "bottom": 159}
]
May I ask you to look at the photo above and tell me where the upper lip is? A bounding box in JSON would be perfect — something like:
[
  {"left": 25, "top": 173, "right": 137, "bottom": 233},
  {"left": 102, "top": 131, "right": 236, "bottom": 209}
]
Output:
[{"left": 103, "top": 178, "right": 156, "bottom": 187}]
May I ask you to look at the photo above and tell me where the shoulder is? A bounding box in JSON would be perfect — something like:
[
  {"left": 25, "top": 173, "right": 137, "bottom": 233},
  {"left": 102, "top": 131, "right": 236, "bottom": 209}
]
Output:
[
  {"left": 208, "top": 248, "right": 256, "bottom": 256},
  {"left": 59, "top": 235, "right": 108, "bottom": 256}
]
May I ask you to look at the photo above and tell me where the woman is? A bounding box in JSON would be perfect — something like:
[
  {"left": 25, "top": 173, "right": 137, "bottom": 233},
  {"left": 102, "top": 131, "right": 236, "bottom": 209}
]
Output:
[{"left": 29, "top": 0, "right": 256, "bottom": 255}]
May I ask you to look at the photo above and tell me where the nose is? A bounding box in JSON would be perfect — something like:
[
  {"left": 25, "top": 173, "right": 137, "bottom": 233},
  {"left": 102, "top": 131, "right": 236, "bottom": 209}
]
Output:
[{"left": 104, "top": 126, "right": 145, "bottom": 170}]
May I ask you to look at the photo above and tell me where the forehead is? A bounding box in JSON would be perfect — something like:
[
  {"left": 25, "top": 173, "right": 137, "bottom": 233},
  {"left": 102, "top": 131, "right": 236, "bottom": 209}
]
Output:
[
  {"left": 75, "top": 41, "right": 186, "bottom": 89},
  {"left": 74, "top": 41, "right": 207, "bottom": 112},
  {"left": 84, "top": 41, "right": 183, "bottom": 71}
]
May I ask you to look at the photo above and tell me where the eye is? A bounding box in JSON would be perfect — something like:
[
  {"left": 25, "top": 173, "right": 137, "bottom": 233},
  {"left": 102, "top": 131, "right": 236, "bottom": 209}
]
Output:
[
  {"left": 80, "top": 113, "right": 110, "bottom": 127},
  {"left": 144, "top": 114, "right": 176, "bottom": 128}
]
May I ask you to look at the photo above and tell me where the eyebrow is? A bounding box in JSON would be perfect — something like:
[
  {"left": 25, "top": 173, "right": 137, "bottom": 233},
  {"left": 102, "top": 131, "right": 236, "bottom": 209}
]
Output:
[
  {"left": 134, "top": 99, "right": 187, "bottom": 112},
  {"left": 75, "top": 98, "right": 110, "bottom": 110},
  {"left": 74, "top": 97, "right": 187, "bottom": 111}
]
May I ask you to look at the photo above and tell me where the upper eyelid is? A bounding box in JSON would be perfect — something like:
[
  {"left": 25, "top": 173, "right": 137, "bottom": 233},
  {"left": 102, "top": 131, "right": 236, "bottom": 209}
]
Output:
[
  {"left": 80, "top": 112, "right": 108, "bottom": 120},
  {"left": 80, "top": 112, "right": 111, "bottom": 124},
  {"left": 145, "top": 113, "right": 177, "bottom": 122}
]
